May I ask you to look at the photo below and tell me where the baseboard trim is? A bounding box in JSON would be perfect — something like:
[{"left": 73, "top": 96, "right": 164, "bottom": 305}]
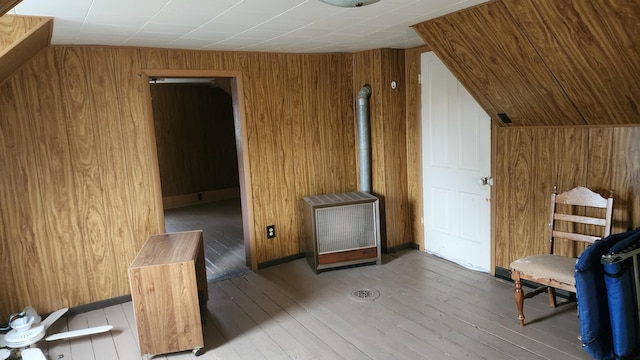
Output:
[
  {"left": 65, "top": 294, "right": 132, "bottom": 317},
  {"left": 258, "top": 252, "right": 305, "bottom": 269},
  {"left": 494, "top": 266, "right": 512, "bottom": 281},
  {"left": 385, "top": 242, "right": 416, "bottom": 253}
]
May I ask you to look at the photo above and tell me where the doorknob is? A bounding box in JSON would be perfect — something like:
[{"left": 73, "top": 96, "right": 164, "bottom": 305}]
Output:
[{"left": 480, "top": 177, "right": 494, "bottom": 186}]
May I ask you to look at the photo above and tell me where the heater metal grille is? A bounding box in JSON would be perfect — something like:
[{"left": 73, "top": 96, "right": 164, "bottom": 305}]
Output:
[{"left": 316, "top": 203, "right": 377, "bottom": 254}]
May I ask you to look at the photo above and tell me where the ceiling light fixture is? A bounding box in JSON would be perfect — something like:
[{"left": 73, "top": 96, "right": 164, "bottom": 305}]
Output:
[{"left": 319, "top": 0, "right": 380, "bottom": 7}]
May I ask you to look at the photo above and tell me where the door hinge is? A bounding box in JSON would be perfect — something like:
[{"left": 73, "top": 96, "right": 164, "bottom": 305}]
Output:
[{"left": 418, "top": 73, "right": 422, "bottom": 85}]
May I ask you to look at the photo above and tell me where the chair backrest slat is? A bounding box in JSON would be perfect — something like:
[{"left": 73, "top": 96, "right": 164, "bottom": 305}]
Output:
[
  {"left": 553, "top": 213, "right": 608, "bottom": 227},
  {"left": 548, "top": 186, "right": 613, "bottom": 255},
  {"left": 551, "top": 230, "right": 602, "bottom": 244}
]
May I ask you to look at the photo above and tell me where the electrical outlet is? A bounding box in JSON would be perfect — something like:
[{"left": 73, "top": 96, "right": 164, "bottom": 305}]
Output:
[{"left": 266, "top": 225, "right": 275, "bottom": 239}]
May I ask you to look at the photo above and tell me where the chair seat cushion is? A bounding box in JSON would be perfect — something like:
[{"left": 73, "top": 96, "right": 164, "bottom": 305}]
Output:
[{"left": 509, "top": 254, "right": 576, "bottom": 286}]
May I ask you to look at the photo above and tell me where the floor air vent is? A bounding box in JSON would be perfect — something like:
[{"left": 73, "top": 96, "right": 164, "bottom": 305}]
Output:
[
  {"left": 349, "top": 288, "right": 380, "bottom": 302},
  {"left": 303, "top": 192, "right": 381, "bottom": 272}
]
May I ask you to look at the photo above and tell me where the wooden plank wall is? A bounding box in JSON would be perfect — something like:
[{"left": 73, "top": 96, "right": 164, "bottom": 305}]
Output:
[
  {"left": 352, "top": 49, "right": 411, "bottom": 251},
  {"left": 412, "top": 0, "right": 640, "bottom": 128},
  {"left": 494, "top": 126, "right": 640, "bottom": 268},
  {"left": 0, "top": 47, "right": 155, "bottom": 317},
  {"left": 0, "top": 47, "right": 357, "bottom": 318},
  {"left": 503, "top": 0, "right": 640, "bottom": 125},
  {"left": 291, "top": 54, "right": 358, "bottom": 252},
  {"left": 150, "top": 84, "right": 239, "bottom": 197},
  {"left": 412, "top": 1, "right": 585, "bottom": 127}
]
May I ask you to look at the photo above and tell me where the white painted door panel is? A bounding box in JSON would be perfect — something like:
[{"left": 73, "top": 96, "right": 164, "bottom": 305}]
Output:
[{"left": 421, "top": 52, "right": 491, "bottom": 272}]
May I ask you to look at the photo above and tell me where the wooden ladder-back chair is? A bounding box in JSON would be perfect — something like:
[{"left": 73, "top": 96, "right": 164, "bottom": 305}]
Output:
[{"left": 509, "top": 186, "right": 613, "bottom": 326}]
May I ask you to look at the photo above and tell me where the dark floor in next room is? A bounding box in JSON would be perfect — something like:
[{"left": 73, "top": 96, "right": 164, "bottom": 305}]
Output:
[{"left": 164, "top": 198, "right": 249, "bottom": 282}]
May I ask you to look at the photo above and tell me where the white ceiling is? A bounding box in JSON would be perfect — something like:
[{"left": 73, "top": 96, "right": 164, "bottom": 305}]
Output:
[{"left": 10, "top": 0, "right": 487, "bottom": 53}]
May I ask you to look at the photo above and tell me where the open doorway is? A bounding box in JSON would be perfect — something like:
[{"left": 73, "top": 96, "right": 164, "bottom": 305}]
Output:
[{"left": 143, "top": 70, "right": 255, "bottom": 281}]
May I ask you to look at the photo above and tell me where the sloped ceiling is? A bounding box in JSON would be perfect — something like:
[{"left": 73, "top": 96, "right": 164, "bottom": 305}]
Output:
[
  {"left": 0, "top": 14, "right": 53, "bottom": 86},
  {"left": 413, "top": 0, "right": 640, "bottom": 127},
  {"left": 1, "top": 0, "right": 22, "bottom": 17}
]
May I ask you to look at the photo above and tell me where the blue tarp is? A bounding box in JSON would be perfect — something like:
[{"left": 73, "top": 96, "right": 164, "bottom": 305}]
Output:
[
  {"left": 575, "top": 228, "right": 640, "bottom": 360},
  {"left": 604, "top": 230, "right": 640, "bottom": 359}
]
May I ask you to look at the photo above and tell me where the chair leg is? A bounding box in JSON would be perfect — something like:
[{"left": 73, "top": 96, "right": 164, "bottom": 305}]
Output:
[
  {"left": 513, "top": 277, "right": 525, "bottom": 326},
  {"left": 547, "top": 287, "right": 557, "bottom": 308}
]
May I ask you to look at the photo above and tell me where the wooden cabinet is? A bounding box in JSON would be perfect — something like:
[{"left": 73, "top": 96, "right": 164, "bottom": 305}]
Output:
[{"left": 128, "top": 230, "right": 208, "bottom": 357}]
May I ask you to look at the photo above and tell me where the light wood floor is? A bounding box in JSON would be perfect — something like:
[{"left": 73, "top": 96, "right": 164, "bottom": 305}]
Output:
[
  {"left": 164, "top": 198, "right": 249, "bottom": 282},
  {"left": 36, "top": 250, "right": 592, "bottom": 360}
]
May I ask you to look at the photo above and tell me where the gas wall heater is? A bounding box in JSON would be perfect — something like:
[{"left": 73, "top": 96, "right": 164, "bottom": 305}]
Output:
[{"left": 303, "top": 191, "right": 381, "bottom": 272}]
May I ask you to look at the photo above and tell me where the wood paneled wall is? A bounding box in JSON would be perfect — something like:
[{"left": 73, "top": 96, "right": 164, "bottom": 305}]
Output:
[
  {"left": 0, "top": 47, "right": 157, "bottom": 318},
  {"left": 150, "top": 84, "right": 239, "bottom": 197},
  {"left": 0, "top": 47, "right": 357, "bottom": 318},
  {"left": 494, "top": 126, "right": 640, "bottom": 268},
  {"left": 412, "top": 0, "right": 640, "bottom": 127},
  {"left": 352, "top": 49, "right": 411, "bottom": 250},
  {"left": 291, "top": 54, "right": 357, "bottom": 253}
]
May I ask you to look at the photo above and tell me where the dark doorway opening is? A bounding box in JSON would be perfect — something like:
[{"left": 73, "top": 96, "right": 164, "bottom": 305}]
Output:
[{"left": 149, "top": 77, "right": 249, "bottom": 281}]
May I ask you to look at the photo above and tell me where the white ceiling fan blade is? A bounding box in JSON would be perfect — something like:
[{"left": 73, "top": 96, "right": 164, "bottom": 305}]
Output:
[
  {"left": 0, "top": 348, "right": 10, "bottom": 360},
  {"left": 41, "top": 308, "right": 68, "bottom": 330},
  {"left": 19, "top": 348, "right": 46, "bottom": 360},
  {"left": 45, "top": 325, "right": 113, "bottom": 341}
]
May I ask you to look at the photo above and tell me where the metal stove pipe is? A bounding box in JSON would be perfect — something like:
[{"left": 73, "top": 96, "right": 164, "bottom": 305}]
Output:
[{"left": 356, "top": 84, "right": 372, "bottom": 193}]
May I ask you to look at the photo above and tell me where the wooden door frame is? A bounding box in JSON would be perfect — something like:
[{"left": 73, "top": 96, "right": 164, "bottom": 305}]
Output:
[{"left": 141, "top": 69, "right": 257, "bottom": 270}]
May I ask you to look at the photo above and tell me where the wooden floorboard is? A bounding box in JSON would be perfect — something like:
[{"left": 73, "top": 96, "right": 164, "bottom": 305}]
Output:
[
  {"left": 102, "top": 304, "right": 142, "bottom": 360},
  {"left": 326, "top": 265, "right": 530, "bottom": 359},
  {"left": 34, "top": 250, "right": 594, "bottom": 360},
  {"left": 232, "top": 273, "right": 364, "bottom": 359},
  {"left": 216, "top": 280, "right": 317, "bottom": 359},
  {"left": 372, "top": 257, "right": 583, "bottom": 359},
  {"left": 394, "top": 253, "right": 583, "bottom": 355},
  {"left": 45, "top": 310, "right": 71, "bottom": 360}
]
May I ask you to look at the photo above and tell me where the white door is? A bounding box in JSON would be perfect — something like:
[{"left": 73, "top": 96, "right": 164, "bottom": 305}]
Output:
[{"left": 421, "top": 52, "right": 492, "bottom": 272}]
